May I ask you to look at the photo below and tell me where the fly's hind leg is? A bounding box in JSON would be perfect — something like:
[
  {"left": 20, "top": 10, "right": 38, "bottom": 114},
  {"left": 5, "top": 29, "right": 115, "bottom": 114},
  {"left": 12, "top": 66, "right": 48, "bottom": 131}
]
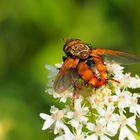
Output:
[
  {"left": 72, "top": 81, "right": 80, "bottom": 111},
  {"left": 72, "top": 82, "right": 78, "bottom": 111},
  {"left": 72, "top": 90, "right": 77, "bottom": 111}
]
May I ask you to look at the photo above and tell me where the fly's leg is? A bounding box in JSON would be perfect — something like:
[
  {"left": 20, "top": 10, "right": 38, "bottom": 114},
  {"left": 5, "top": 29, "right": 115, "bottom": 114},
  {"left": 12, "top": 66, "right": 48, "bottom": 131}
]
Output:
[
  {"left": 72, "top": 80, "right": 82, "bottom": 111},
  {"left": 107, "top": 78, "right": 120, "bottom": 84},
  {"left": 72, "top": 82, "right": 78, "bottom": 111},
  {"left": 72, "top": 91, "right": 77, "bottom": 111}
]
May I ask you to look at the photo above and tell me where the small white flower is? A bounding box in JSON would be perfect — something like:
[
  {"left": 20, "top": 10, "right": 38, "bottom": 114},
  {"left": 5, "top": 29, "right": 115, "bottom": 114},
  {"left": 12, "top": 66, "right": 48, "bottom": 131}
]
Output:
[
  {"left": 103, "top": 95, "right": 117, "bottom": 106},
  {"left": 115, "top": 88, "right": 131, "bottom": 109},
  {"left": 101, "top": 87, "right": 112, "bottom": 97},
  {"left": 72, "top": 126, "right": 86, "bottom": 140},
  {"left": 129, "top": 75, "right": 140, "bottom": 89},
  {"left": 88, "top": 94, "right": 104, "bottom": 109},
  {"left": 55, "top": 125, "right": 86, "bottom": 140},
  {"left": 115, "top": 73, "right": 131, "bottom": 88},
  {"left": 97, "top": 106, "right": 119, "bottom": 136},
  {"left": 86, "top": 122, "right": 111, "bottom": 140},
  {"left": 118, "top": 114, "right": 137, "bottom": 140},
  {"left": 40, "top": 106, "right": 66, "bottom": 134},
  {"left": 106, "top": 62, "right": 124, "bottom": 75},
  {"left": 97, "top": 106, "right": 116, "bottom": 122},
  {"left": 129, "top": 93, "right": 140, "bottom": 115},
  {"left": 119, "top": 126, "right": 135, "bottom": 140},
  {"left": 54, "top": 123, "right": 73, "bottom": 140},
  {"left": 67, "top": 98, "right": 89, "bottom": 128}
]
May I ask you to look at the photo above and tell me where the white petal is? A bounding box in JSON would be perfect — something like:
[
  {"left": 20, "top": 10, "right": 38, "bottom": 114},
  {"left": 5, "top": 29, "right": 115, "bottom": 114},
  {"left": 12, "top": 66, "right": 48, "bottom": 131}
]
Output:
[
  {"left": 50, "top": 106, "right": 59, "bottom": 114},
  {"left": 53, "top": 92, "right": 61, "bottom": 98},
  {"left": 129, "top": 106, "right": 136, "bottom": 114},
  {"left": 107, "top": 122, "right": 119, "bottom": 136},
  {"left": 80, "top": 116, "right": 88, "bottom": 123},
  {"left": 133, "top": 93, "right": 140, "bottom": 98},
  {"left": 119, "top": 126, "right": 135, "bottom": 140},
  {"left": 63, "top": 125, "right": 73, "bottom": 135},
  {"left": 75, "top": 98, "right": 82, "bottom": 110},
  {"left": 111, "top": 95, "right": 118, "bottom": 102},
  {"left": 54, "top": 134, "right": 73, "bottom": 140},
  {"left": 127, "top": 116, "right": 137, "bottom": 132},
  {"left": 54, "top": 135, "right": 65, "bottom": 140},
  {"left": 54, "top": 121, "right": 72, "bottom": 135},
  {"left": 85, "top": 134, "right": 98, "bottom": 140},
  {"left": 112, "top": 114, "right": 119, "bottom": 121},
  {"left": 40, "top": 113, "right": 55, "bottom": 130},
  {"left": 55, "top": 63, "right": 62, "bottom": 68},
  {"left": 42, "top": 119, "right": 54, "bottom": 130},
  {"left": 82, "top": 107, "right": 89, "bottom": 114},
  {"left": 40, "top": 113, "right": 51, "bottom": 120},
  {"left": 136, "top": 105, "right": 140, "bottom": 115},
  {"left": 107, "top": 105, "right": 115, "bottom": 113},
  {"left": 60, "top": 96, "right": 67, "bottom": 103},
  {"left": 45, "top": 88, "right": 53, "bottom": 95},
  {"left": 97, "top": 118, "right": 106, "bottom": 126},
  {"left": 54, "top": 121, "right": 61, "bottom": 134},
  {"left": 70, "top": 119, "right": 79, "bottom": 128},
  {"left": 100, "top": 135, "right": 111, "bottom": 140},
  {"left": 118, "top": 102, "right": 128, "bottom": 109},
  {"left": 87, "top": 122, "right": 95, "bottom": 131},
  {"left": 67, "top": 112, "right": 73, "bottom": 119},
  {"left": 115, "top": 87, "right": 121, "bottom": 95},
  {"left": 76, "top": 124, "right": 83, "bottom": 135},
  {"left": 97, "top": 107, "right": 105, "bottom": 116}
]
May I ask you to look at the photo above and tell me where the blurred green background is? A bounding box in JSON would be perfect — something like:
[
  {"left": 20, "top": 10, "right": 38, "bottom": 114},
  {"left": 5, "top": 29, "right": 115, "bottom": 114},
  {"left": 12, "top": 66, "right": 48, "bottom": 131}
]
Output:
[{"left": 0, "top": 0, "right": 140, "bottom": 140}]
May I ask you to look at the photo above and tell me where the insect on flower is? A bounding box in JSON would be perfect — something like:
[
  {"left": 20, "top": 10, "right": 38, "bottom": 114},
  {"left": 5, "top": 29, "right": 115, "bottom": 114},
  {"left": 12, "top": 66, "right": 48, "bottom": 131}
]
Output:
[{"left": 54, "top": 38, "right": 140, "bottom": 95}]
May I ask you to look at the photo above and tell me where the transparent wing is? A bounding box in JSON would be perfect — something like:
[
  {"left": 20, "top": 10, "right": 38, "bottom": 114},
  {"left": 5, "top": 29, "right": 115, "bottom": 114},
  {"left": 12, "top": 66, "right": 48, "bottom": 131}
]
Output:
[
  {"left": 54, "top": 68, "right": 78, "bottom": 93},
  {"left": 53, "top": 57, "right": 79, "bottom": 93},
  {"left": 92, "top": 49, "right": 140, "bottom": 64}
]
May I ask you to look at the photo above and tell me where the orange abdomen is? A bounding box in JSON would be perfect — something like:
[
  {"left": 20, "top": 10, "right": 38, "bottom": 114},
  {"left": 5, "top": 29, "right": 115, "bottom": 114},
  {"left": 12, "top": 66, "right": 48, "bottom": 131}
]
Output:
[
  {"left": 77, "top": 62, "right": 94, "bottom": 82},
  {"left": 77, "top": 59, "right": 107, "bottom": 87}
]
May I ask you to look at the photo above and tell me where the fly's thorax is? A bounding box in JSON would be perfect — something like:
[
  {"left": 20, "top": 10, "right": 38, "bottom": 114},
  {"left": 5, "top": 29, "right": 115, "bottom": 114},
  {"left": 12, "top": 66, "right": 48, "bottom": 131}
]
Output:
[{"left": 63, "top": 38, "right": 90, "bottom": 59}]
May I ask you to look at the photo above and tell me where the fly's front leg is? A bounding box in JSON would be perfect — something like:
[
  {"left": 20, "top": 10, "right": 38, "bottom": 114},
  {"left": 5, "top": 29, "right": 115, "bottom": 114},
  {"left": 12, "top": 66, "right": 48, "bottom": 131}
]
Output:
[
  {"left": 72, "top": 82, "right": 78, "bottom": 111},
  {"left": 72, "top": 90, "right": 77, "bottom": 111},
  {"left": 72, "top": 80, "right": 83, "bottom": 111}
]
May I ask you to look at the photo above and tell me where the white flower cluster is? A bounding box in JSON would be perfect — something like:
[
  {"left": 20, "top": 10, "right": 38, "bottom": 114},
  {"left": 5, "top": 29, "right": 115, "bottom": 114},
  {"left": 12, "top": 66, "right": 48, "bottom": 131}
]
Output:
[{"left": 40, "top": 62, "right": 140, "bottom": 140}]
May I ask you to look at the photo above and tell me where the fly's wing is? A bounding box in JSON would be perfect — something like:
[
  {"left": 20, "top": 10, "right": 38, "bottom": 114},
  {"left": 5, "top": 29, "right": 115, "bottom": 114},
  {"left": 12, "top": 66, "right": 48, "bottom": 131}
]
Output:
[
  {"left": 53, "top": 57, "right": 79, "bottom": 93},
  {"left": 54, "top": 68, "right": 79, "bottom": 93},
  {"left": 92, "top": 49, "right": 140, "bottom": 64}
]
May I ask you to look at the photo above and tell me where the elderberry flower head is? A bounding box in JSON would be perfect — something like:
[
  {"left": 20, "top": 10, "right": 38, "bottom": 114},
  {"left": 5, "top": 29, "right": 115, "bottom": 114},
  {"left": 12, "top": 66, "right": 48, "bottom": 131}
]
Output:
[{"left": 40, "top": 61, "right": 140, "bottom": 140}]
